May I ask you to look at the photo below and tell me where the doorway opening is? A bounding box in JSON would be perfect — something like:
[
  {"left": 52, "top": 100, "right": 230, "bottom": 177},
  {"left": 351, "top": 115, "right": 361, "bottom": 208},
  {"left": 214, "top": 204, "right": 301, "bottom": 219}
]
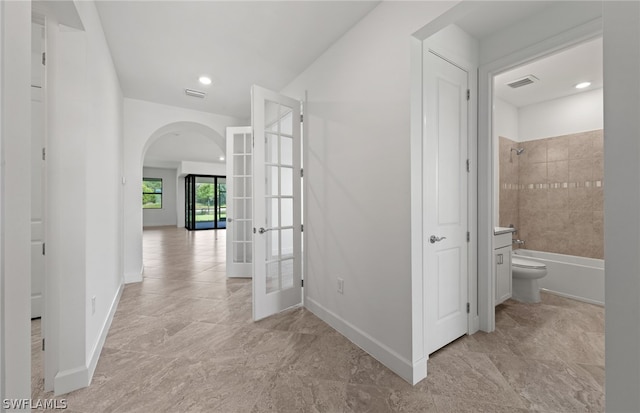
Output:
[
  {"left": 185, "top": 175, "right": 227, "bottom": 230},
  {"left": 492, "top": 37, "right": 604, "bottom": 306}
]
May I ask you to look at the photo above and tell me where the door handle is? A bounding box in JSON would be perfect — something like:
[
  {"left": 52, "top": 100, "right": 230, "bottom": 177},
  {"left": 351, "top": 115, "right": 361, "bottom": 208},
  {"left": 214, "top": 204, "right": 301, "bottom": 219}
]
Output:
[
  {"left": 429, "top": 235, "right": 446, "bottom": 244},
  {"left": 257, "top": 227, "right": 271, "bottom": 234}
]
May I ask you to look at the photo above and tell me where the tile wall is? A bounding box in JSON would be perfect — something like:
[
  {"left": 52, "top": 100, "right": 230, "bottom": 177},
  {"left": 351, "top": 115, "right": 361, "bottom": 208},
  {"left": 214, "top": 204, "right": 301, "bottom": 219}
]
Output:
[{"left": 498, "top": 130, "right": 604, "bottom": 259}]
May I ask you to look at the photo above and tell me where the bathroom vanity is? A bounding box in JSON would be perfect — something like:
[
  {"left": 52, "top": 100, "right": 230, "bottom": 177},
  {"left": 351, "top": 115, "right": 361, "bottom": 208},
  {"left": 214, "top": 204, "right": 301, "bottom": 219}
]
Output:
[{"left": 494, "top": 227, "right": 515, "bottom": 305}]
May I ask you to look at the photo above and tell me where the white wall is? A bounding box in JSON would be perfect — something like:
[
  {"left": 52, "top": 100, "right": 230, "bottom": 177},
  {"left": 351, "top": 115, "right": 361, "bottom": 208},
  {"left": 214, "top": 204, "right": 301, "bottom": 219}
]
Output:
[
  {"left": 281, "top": 1, "right": 457, "bottom": 383},
  {"left": 493, "top": 97, "right": 518, "bottom": 223},
  {"left": 518, "top": 88, "right": 603, "bottom": 141},
  {"left": 178, "top": 160, "right": 225, "bottom": 177},
  {"left": 494, "top": 97, "right": 519, "bottom": 140},
  {"left": 123, "top": 98, "right": 241, "bottom": 282},
  {"left": 79, "top": 1, "right": 124, "bottom": 380},
  {"left": 603, "top": 2, "right": 640, "bottom": 411},
  {"left": 142, "top": 167, "right": 177, "bottom": 227},
  {"left": 1, "top": 0, "right": 32, "bottom": 404},
  {"left": 46, "top": 0, "right": 124, "bottom": 394}
]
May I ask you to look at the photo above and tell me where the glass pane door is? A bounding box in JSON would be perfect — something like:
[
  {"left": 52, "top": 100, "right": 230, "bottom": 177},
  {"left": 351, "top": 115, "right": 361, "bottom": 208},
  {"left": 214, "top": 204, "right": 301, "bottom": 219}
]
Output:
[
  {"left": 216, "top": 178, "right": 226, "bottom": 229},
  {"left": 251, "top": 85, "right": 302, "bottom": 321},
  {"left": 226, "top": 127, "right": 253, "bottom": 277},
  {"left": 185, "top": 175, "right": 227, "bottom": 231}
]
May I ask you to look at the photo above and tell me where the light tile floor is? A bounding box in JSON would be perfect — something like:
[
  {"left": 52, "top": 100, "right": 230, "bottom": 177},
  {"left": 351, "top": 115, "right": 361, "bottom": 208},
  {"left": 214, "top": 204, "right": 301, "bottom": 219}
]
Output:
[{"left": 32, "top": 226, "right": 605, "bottom": 412}]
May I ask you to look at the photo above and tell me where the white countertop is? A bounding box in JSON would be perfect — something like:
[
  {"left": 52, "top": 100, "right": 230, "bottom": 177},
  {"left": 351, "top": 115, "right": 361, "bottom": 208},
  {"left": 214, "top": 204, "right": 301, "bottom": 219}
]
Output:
[{"left": 494, "top": 227, "right": 516, "bottom": 235}]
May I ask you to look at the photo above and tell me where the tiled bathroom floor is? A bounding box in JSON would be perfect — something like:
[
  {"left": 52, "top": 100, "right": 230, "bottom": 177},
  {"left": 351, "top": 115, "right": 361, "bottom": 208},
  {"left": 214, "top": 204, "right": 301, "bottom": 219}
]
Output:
[{"left": 31, "top": 226, "right": 605, "bottom": 412}]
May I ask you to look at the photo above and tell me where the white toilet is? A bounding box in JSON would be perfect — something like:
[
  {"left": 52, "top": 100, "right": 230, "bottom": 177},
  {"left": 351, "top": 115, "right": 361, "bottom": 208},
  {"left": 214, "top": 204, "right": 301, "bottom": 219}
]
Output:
[{"left": 511, "top": 256, "right": 548, "bottom": 303}]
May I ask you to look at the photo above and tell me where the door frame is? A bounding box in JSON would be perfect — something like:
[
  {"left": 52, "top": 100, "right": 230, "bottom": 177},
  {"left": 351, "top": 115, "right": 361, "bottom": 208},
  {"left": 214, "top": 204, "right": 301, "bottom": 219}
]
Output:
[
  {"left": 478, "top": 19, "right": 603, "bottom": 332},
  {"left": 410, "top": 5, "right": 604, "bottom": 385},
  {"left": 409, "top": 25, "right": 479, "bottom": 384}
]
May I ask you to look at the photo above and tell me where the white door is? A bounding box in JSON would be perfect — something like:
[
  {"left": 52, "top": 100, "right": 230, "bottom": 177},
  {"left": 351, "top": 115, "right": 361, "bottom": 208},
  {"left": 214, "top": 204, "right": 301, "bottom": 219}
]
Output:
[
  {"left": 251, "top": 85, "right": 302, "bottom": 321},
  {"left": 226, "top": 127, "right": 253, "bottom": 278},
  {"left": 31, "top": 23, "right": 45, "bottom": 319},
  {"left": 424, "top": 51, "right": 469, "bottom": 354}
]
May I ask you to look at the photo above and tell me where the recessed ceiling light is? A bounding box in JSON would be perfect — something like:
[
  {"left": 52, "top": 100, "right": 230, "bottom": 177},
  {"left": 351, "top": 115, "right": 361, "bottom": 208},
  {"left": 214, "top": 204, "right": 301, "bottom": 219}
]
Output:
[
  {"left": 575, "top": 82, "right": 591, "bottom": 89},
  {"left": 198, "top": 76, "right": 212, "bottom": 85},
  {"left": 219, "top": 156, "right": 225, "bottom": 161}
]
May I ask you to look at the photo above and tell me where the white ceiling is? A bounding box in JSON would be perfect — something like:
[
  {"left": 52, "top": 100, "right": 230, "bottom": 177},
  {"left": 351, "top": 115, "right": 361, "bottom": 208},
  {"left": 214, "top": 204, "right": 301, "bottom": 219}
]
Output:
[
  {"left": 455, "top": 1, "right": 555, "bottom": 40},
  {"left": 494, "top": 37, "right": 603, "bottom": 108},
  {"left": 95, "top": 1, "right": 380, "bottom": 120}
]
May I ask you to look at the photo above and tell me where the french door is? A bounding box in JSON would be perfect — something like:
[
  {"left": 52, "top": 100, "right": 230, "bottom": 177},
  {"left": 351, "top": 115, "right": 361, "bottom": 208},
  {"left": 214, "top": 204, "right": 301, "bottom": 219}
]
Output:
[
  {"left": 226, "top": 127, "right": 253, "bottom": 278},
  {"left": 251, "top": 85, "right": 303, "bottom": 321}
]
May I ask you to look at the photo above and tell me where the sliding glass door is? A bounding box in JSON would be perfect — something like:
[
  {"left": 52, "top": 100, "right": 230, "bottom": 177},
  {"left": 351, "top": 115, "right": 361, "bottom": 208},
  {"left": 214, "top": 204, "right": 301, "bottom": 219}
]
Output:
[{"left": 185, "top": 175, "right": 226, "bottom": 230}]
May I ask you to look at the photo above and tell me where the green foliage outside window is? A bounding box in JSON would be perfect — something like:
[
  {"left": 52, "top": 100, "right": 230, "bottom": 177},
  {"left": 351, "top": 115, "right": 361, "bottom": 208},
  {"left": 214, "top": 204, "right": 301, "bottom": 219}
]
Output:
[{"left": 142, "top": 178, "right": 163, "bottom": 209}]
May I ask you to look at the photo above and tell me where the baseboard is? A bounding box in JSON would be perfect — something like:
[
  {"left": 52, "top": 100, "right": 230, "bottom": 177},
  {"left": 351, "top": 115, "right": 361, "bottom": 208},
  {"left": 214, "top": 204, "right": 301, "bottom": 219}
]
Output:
[
  {"left": 54, "top": 366, "right": 88, "bottom": 396},
  {"left": 54, "top": 282, "right": 124, "bottom": 396},
  {"left": 87, "top": 282, "right": 123, "bottom": 381},
  {"left": 540, "top": 288, "right": 604, "bottom": 307},
  {"left": 413, "top": 357, "right": 427, "bottom": 384},
  {"left": 469, "top": 314, "right": 480, "bottom": 334},
  {"left": 124, "top": 265, "right": 143, "bottom": 284},
  {"left": 305, "top": 297, "right": 417, "bottom": 384}
]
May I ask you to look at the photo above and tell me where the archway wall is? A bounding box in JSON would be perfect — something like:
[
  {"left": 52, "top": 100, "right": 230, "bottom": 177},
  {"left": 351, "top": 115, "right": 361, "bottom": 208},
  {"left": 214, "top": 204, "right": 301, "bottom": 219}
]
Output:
[{"left": 123, "top": 97, "right": 245, "bottom": 282}]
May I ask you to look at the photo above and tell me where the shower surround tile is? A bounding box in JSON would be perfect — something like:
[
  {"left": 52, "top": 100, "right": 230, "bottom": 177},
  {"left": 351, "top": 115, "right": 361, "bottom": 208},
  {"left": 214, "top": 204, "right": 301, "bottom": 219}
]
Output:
[{"left": 499, "top": 130, "right": 604, "bottom": 259}]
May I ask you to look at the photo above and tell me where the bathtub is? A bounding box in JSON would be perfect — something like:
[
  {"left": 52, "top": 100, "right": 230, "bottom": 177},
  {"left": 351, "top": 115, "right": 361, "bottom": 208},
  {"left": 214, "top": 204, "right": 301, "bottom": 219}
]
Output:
[{"left": 513, "top": 249, "right": 604, "bottom": 306}]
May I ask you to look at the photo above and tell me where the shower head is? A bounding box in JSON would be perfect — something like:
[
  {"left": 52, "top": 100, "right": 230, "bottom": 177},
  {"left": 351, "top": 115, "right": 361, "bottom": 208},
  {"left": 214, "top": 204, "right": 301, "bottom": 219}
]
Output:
[{"left": 511, "top": 147, "right": 525, "bottom": 155}]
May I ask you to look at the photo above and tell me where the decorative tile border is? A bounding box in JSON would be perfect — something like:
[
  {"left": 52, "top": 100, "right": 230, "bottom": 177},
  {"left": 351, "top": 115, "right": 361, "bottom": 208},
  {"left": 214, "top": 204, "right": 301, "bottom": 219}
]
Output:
[{"left": 501, "top": 181, "right": 603, "bottom": 190}]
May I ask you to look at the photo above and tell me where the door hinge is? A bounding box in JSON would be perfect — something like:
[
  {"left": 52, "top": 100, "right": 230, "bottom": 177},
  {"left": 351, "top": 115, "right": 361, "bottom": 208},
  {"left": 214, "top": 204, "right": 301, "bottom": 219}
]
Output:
[
  {"left": 301, "top": 224, "right": 304, "bottom": 232},
  {"left": 42, "top": 338, "right": 45, "bottom": 351},
  {"left": 300, "top": 168, "right": 303, "bottom": 178},
  {"left": 42, "top": 243, "right": 46, "bottom": 255},
  {"left": 466, "top": 303, "right": 470, "bottom": 314},
  {"left": 42, "top": 147, "right": 46, "bottom": 161},
  {"left": 466, "top": 159, "right": 470, "bottom": 172},
  {"left": 466, "top": 89, "right": 470, "bottom": 101},
  {"left": 301, "top": 279, "right": 304, "bottom": 287},
  {"left": 300, "top": 114, "right": 304, "bottom": 123},
  {"left": 42, "top": 52, "right": 46, "bottom": 66},
  {"left": 466, "top": 232, "right": 470, "bottom": 242}
]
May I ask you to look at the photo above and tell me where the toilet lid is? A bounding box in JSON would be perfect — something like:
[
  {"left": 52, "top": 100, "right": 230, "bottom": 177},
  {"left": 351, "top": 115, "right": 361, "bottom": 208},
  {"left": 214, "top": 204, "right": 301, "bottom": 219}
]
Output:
[{"left": 512, "top": 256, "right": 546, "bottom": 269}]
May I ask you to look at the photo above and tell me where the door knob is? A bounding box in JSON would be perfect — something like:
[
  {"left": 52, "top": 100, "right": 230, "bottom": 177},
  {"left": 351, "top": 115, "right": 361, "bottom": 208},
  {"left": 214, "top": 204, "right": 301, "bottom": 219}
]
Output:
[
  {"left": 258, "top": 227, "right": 271, "bottom": 234},
  {"left": 430, "top": 235, "right": 446, "bottom": 243}
]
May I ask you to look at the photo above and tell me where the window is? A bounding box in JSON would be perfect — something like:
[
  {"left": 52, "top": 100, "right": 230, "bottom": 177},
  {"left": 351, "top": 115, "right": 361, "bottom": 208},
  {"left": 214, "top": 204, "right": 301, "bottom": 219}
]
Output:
[
  {"left": 142, "top": 178, "right": 163, "bottom": 209},
  {"left": 184, "top": 175, "right": 226, "bottom": 230}
]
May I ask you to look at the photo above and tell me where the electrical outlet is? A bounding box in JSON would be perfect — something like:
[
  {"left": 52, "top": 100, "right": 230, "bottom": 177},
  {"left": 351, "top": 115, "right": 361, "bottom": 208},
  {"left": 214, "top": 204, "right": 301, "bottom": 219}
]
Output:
[
  {"left": 337, "top": 278, "right": 344, "bottom": 294},
  {"left": 91, "top": 296, "right": 96, "bottom": 315}
]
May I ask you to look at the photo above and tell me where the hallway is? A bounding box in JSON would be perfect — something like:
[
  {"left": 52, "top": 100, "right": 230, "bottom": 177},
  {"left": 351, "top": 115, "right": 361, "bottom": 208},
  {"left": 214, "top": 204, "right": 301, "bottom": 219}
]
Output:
[{"left": 32, "top": 227, "right": 604, "bottom": 412}]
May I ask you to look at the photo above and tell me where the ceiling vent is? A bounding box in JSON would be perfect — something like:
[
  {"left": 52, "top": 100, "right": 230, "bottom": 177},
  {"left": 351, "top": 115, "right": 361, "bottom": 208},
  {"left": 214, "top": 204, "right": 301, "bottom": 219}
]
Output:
[
  {"left": 506, "top": 75, "right": 539, "bottom": 89},
  {"left": 185, "top": 88, "right": 206, "bottom": 98}
]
